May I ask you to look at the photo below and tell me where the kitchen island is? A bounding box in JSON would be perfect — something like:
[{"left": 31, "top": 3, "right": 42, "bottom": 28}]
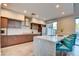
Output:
[{"left": 33, "top": 35, "right": 65, "bottom": 56}]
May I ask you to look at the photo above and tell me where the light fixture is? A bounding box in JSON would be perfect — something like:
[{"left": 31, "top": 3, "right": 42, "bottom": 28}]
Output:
[
  {"left": 24, "top": 10, "right": 27, "bottom": 13},
  {"left": 62, "top": 12, "right": 65, "bottom": 15},
  {"left": 56, "top": 4, "right": 60, "bottom": 8},
  {"left": 3, "top": 3, "right": 8, "bottom": 7}
]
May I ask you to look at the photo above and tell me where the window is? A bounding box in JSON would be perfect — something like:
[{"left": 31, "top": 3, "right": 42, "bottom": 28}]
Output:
[
  {"left": 46, "top": 22, "right": 57, "bottom": 35},
  {"left": 76, "top": 18, "right": 79, "bottom": 35},
  {"left": 53, "top": 22, "right": 57, "bottom": 29}
]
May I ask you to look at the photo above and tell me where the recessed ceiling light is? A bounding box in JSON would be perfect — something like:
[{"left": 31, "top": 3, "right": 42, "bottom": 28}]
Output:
[
  {"left": 3, "top": 3, "right": 8, "bottom": 7},
  {"left": 56, "top": 4, "right": 60, "bottom": 8},
  {"left": 62, "top": 12, "right": 65, "bottom": 15},
  {"left": 24, "top": 10, "right": 27, "bottom": 13}
]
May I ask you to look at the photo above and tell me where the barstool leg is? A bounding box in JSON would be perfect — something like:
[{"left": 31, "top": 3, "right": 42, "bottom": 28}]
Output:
[{"left": 61, "top": 52, "right": 63, "bottom": 56}]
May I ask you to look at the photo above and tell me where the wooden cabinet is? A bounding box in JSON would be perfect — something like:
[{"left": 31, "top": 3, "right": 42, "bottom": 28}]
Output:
[
  {"left": 1, "top": 17, "right": 22, "bottom": 28},
  {"left": 0, "top": 17, "right": 1, "bottom": 28},
  {"left": 7, "top": 35, "right": 33, "bottom": 46},
  {"left": 8, "top": 19, "right": 22, "bottom": 28},
  {"left": 1, "top": 17, "right": 8, "bottom": 28},
  {"left": 38, "top": 24, "right": 42, "bottom": 32},
  {"left": 31, "top": 23, "right": 45, "bottom": 33},
  {"left": 1, "top": 35, "right": 8, "bottom": 47},
  {"left": 1, "top": 34, "right": 40, "bottom": 47},
  {"left": 0, "top": 33, "right": 1, "bottom": 47}
]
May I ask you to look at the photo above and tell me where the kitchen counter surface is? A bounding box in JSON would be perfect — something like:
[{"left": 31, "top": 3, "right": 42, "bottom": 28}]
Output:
[
  {"left": 1, "top": 33, "right": 40, "bottom": 36},
  {"left": 33, "top": 35, "right": 66, "bottom": 43}
]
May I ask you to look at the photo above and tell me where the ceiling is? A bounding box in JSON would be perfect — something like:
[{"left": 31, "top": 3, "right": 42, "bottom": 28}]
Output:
[{"left": 2, "top": 3, "right": 74, "bottom": 21}]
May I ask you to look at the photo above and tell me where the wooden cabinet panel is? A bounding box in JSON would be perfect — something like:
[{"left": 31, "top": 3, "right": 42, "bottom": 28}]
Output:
[
  {"left": 1, "top": 34, "right": 40, "bottom": 47},
  {"left": 7, "top": 36, "right": 16, "bottom": 45},
  {"left": 1, "top": 36, "right": 8, "bottom": 47},
  {"left": 0, "top": 34, "right": 1, "bottom": 47},
  {"left": 38, "top": 25, "right": 42, "bottom": 32},
  {"left": 1, "top": 17, "right": 8, "bottom": 28},
  {"left": 8, "top": 19, "right": 22, "bottom": 28},
  {"left": 1, "top": 17, "right": 22, "bottom": 28},
  {"left": 0, "top": 17, "right": 1, "bottom": 28},
  {"left": 7, "top": 35, "right": 32, "bottom": 46}
]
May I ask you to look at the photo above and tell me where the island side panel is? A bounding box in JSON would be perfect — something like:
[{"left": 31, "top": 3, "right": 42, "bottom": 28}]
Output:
[{"left": 33, "top": 39, "right": 56, "bottom": 56}]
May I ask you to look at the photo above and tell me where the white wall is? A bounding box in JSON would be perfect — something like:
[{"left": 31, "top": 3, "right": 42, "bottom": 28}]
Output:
[
  {"left": 44, "top": 15, "right": 75, "bottom": 36},
  {"left": 57, "top": 15, "right": 75, "bottom": 35}
]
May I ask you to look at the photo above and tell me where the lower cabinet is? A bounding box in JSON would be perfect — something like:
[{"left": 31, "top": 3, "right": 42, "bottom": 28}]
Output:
[
  {"left": 1, "top": 36, "right": 8, "bottom": 47},
  {"left": 1, "top": 34, "right": 39, "bottom": 47}
]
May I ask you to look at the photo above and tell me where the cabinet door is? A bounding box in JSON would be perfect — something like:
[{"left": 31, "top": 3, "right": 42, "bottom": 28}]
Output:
[
  {"left": 1, "top": 36, "right": 8, "bottom": 47},
  {"left": 0, "top": 17, "right": 1, "bottom": 28},
  {"left": 1, "top": 17, "right": 8, "bottom": 28},
  {"left": 8, "top": 20, "right": 21, "bottom": 28}
]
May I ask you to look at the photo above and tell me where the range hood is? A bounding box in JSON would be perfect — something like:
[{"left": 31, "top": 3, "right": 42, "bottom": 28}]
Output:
[{"left": 31, "top": 18, "right": 46, "bottom": 25}]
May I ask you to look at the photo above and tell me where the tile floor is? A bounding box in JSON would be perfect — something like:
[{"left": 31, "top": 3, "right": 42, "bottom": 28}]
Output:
[
  {"left": 68, "top": 35, "right": 79, "bottom": 56},
  {"left": 75, "top": 36, "right": 79, "bottom": 45},
  {"left": 1, "top": 42, "right": 33, "bottom": 56},
  {"left": 68, "top": 45, "right": 79, "bottom": 56}
]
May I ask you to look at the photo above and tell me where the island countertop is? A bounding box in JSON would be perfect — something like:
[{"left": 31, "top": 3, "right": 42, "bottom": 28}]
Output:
[
  {"left": 1, "top": 33, "right": 40, "bottom": 36},
  {"left": 33, "top": 35, "right": 67, "bottom": 43}
]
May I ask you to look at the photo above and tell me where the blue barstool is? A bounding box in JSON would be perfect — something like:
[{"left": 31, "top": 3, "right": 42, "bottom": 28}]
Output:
[{"left": 56, "top": 38, "right": 73, "bottom": 56}]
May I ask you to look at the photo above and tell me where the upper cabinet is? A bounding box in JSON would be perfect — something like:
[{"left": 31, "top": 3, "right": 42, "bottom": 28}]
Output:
[
  {"left": 24, "top": 16, "right": 31, "bottom": 27},
  {"left": 8, "top": 19, "right": 22, "bottom": 28},
  {"left": 1, "top": 9, "right": 24, "bottom": 21},
  {"left": 1, "top": 17, "right": 8, "bottom": 28},
  {"left": 31, "top": 18, "right": 46, "bottom": 25},
  {"left": 1, "top": 9, "right": 46, "bottom": 30},
  {"left": 1, "top": 17, "right": 22, "bottom": 28}
]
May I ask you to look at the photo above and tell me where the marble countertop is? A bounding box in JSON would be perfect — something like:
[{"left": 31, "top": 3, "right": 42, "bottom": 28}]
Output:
[
  {"left": 33, "top": 35, "right": 66, "bottom": 43},
  {"left": 1, "top": 33, "right": 40, "bottom": 36}
]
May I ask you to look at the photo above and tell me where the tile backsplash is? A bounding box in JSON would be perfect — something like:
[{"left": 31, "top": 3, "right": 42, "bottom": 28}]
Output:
[{"left": 1, "top": 27, "right": 39, "bottom": 35}]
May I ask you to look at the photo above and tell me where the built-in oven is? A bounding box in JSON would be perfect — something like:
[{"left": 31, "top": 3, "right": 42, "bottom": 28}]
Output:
[
  {"left": 0, "top": 30, "right": 5, "bottom": 34},
  {"left": 0, "top": 29, "right": 7, "bottom": 35}
]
